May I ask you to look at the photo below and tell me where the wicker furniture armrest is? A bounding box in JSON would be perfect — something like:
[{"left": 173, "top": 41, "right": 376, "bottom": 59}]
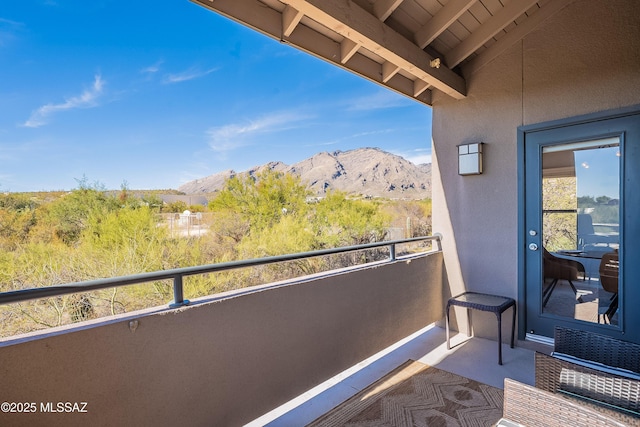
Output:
[
  {"left": 554, "top": 327, "right": 640, "bottom": 373},
  {"left": 503, "top": 378, "right": 625, "bottom": 427},
  {"left": 535, "top": 352, "right": 640, "bottom": 425},
  {"left": 552, "top": 352, "right": 640, "bottom": 381}
]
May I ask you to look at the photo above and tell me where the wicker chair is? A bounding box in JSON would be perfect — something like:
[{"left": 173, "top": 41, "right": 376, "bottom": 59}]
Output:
[
  {"left": 540, "top": 327, "right": 640, "bottom": 425},
  {"left": 543, "top": 248, "right": 586, "bottom": 307},
  {"left": 535, "top": 352, "right": 639, "bottom": 425},
  {"left": 509, "top": 328, "right": 640, "bottom": 425},
  {"left": 598, "top": 251, "right": 619, "bottom": 323},
  {"left": 503, "top": 378, "right": 625, "bottom": 427},
  {"left": 532, "top": 329, "right": 639, "bottom": 425},
  {"left": 554, "top": 326, "right": 640, "bottom": 374}
]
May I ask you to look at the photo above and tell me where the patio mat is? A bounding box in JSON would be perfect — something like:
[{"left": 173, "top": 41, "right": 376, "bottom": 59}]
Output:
[{"left": 306, "top": 360, "right": 503, "bottom": 427}]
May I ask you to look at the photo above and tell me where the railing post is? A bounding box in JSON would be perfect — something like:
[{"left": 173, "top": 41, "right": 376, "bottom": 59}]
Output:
[
  {"left": 169, "top": 275, "right": 190, "bottom": 308},
  {"left": 389, "top": 243, "right": 396, "bottom": 261},
  {"left": 434, "top": 233, "right": 443, "bottom": 251}
]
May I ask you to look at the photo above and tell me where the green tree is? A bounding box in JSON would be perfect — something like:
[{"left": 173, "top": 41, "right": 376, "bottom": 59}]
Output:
[
  {"left": 44, "top": 179, "right": 119, "bottom": 245},
  {"left": 0, "top": 193, "right": 38, "bottom": 211},
  {"left": 164, "top": 200, "right": 188, "bottom": 213},
  {"left": 82, "top": 206, "right": 165, "bottom": 257},
  {"left": 0, "top": 193, "right": 64, "bottom": 248},
  {"left": 313, "top": 191, "right": 389, "bottom": 247},
  {"left": 0, "top": 194, "right": 39, "bottom": 250},
  {"left": 141, "top": 193, "right": 164, "bottom": 211},
  {"left": 542, "top": 177, "right": 577, "bottom": 250},
  {"left": 0, "top": 173, "right": 403, "bottom": 337},
  {"left": 209, "top": 170, "right": 310, "bottom": 234},
  {"left": 578, "top": 195, "right": 596, "bottom": 207},
  {"left": 381, "top": 199, "right": 432, "bottom": 238}
]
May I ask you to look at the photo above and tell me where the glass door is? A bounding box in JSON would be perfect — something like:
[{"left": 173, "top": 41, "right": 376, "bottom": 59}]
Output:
[
  {"left": 541, "top": 139, "right": 620, "bottom": 324},
  {"left": 521, "top": 109, "right": 640, "bottom": 343}
]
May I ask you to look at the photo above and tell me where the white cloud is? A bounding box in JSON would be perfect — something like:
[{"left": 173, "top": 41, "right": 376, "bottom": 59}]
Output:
[
  {"left": 0, "top": 17, "right": 23, "bottom": 28},
  {"left": 163, "top": 66, "right": 219, "bottom": 84},
  {"left": 0, "top": 18, "right": 25, "bottom": 48},
  {"left": 345, "top": 90, "right": 414, "bottom": 112},
  {"left": 304, "top": 129, "right": 393, "bottom": 148},
  {"left": 405, "top": 153, "right": 432, "bottom": 165},
  {"left": 393, "top": 148, "right": 432, "bottom": 165},
  {"left": 141, "top": 60, "right": 163, "bottom": 74},
  {"left": 23, "top": 74, "right": 105, "bottom": 128},
  {"left": 350, "top": 129, "right": 394, "bottom": 138},
  {"left": 207, "top": 112, "right": 311, "bottom": 154}
]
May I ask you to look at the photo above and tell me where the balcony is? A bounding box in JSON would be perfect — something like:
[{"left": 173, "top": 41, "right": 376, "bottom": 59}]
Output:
[
  {"left": 0, "top": 237, "right": 540, "bottom": 426},
  {"left": 250, "top": 325, "right": 536, "bottom": 426}
]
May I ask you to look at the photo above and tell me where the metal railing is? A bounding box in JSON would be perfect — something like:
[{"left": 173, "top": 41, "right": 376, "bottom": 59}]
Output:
[{"left": 0, "top": 235, "right": 441, "bottom": 308}]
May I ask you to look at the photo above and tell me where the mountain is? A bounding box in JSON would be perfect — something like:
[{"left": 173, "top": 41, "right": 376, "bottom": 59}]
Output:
[{"left": 178, "top": 148, "right": 431, "bottom": 199}]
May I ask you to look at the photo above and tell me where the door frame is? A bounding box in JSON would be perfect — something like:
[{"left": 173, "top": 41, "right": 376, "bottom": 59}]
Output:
[{"left": 517, "top": 104, "right": 640, "bottom": 343}]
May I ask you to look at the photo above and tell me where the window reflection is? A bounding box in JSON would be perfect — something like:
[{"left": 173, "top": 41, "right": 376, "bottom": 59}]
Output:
[{"left": 541, "top": 139, "right": 620, "bottom": 325}]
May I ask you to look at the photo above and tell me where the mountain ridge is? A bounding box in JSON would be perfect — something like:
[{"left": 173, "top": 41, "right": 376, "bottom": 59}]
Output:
[{"left": 178, "top": 147, "right": 432, "bottom": 199}]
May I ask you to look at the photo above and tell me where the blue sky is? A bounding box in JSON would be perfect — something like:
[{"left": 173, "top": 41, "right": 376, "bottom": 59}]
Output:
[
  {"left": 0, "top": 0, "right": 432, "bottom": 192},
  {"left": 575, "top": 147, "right": 620, "bottom": 199}
]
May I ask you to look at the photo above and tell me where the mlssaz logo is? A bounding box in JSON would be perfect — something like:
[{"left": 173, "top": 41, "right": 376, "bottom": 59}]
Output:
[{"left": 40, "top": 402, "right": 88, "bottom": 413}]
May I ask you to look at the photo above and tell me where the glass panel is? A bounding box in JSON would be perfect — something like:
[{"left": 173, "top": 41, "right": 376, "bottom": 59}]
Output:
[{"left": 541, "top": 139, "right": 620, "bottom": 325}]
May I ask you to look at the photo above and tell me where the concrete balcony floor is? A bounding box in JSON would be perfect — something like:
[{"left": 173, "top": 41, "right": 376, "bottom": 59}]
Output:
[{"left": 249, "top": 324, "right": 547, "bottom": 427}]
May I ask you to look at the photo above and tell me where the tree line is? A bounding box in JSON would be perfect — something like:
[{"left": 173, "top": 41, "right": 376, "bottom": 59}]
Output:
[{"left": 0, "top": 171, "right": 431, "bottom": 337}]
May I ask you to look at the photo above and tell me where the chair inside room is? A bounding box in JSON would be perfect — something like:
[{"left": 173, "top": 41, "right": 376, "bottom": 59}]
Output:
[
  {"left": 577, "top": 213, "right": 599, "bottom": 249},
  {"left": 577, "top": 213, "right": 619, "bottom": 253},
  {"left": 598, "top": 251, "right": 619, "bottom": 324},
  {"left": 543, "top": 248, "right": 586, "bottom": 307}
]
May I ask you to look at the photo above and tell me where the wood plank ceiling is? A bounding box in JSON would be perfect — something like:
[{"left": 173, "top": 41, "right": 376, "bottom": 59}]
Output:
[{"left": 191, "top": 0, "right": 575, "bottom": 105}]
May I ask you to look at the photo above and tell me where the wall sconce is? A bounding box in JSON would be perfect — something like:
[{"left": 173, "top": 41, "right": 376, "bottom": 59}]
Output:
[{"left": 458, "top": 142, "right": 484, "bottom": 175}]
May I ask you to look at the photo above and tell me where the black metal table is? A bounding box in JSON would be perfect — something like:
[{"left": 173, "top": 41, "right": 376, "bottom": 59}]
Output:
[{"left": 446, "top": 291, "right": 516, "bottom": 365}]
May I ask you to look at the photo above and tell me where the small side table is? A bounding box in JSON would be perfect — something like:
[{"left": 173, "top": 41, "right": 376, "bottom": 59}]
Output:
[{"left": 446, "top": 292, "right": 516, "bottom": 365}]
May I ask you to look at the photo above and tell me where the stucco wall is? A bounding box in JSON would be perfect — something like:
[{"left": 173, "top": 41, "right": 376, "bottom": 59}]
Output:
[
  {"left": 0, "top": 253, "right": 443, "bottom": 427},
  {"left": 432, "top": 0, "right": 640, "bottom": 339}
]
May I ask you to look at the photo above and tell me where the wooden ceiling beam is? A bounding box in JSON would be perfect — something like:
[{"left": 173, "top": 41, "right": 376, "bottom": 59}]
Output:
[
  {"left": 445, "top": 0, "right": 540, "bottom": 68},
  {"left": 462, "top": 0, "right": 577, "bottom": 75},
  {"left": 282, "top": 5, "right": 303, "bottom": 37},
  {"left": 415, "top": 0, "right": 477, "bottom": 49},
  {"left": 373, "top": 0, "right": 405, "bottom": 22},
  {"left": 382, "top": 61, "right": 400, "bottom": 83},
  {"left": 413, "top": 80, "right": 430, "bottom": 97},
  {"left": 286, "top": 19, "right": 432, "bottom": 104},
  {"left": 340, "top": 38, "right": 360, "bottom": 64},
  {"left": 280, "top": 0, "right": 466, "bottom": 99}
]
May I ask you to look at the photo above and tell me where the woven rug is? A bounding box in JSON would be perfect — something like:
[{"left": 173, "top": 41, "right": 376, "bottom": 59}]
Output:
[{"left": 306, "top": 360, "right": 503, "bottom": 427}]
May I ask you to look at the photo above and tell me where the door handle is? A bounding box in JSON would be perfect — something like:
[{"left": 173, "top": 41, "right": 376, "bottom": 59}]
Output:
[{"left": 528, "top": 243, "right": 539, "bottom": 251}]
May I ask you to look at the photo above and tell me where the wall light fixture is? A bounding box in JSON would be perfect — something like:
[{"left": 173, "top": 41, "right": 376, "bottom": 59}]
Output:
[{"left": 458, "top": 142, "right": 484, "bottom": 175}]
